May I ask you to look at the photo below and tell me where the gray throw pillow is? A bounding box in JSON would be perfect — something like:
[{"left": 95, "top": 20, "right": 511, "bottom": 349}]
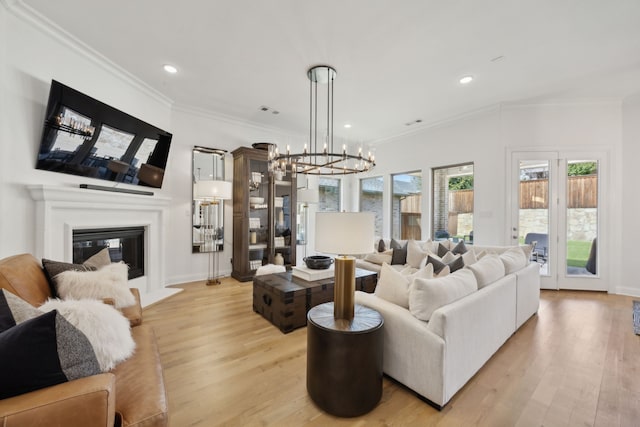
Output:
[
  {"left": 390, "top": 239, "right": 408, "bottom": 265},
  {"left": 451, "top": 240, "right": 468, "bottom": 255}
]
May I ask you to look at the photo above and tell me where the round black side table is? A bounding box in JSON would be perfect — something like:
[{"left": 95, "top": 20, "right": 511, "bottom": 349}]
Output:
[{"left": 306, "top": 302, "right": 384, "bottom": 417}]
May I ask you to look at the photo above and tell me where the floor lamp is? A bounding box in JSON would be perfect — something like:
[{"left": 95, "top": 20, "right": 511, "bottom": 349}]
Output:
[
  {"left": 195, "top": 180, "right": 233, "bottom": 285},
  {"left": 297, "top": 187, "right": 318, "bottom": 260},
  {"left": 315, "top": 212, "right": 374, "bottom": 321}
]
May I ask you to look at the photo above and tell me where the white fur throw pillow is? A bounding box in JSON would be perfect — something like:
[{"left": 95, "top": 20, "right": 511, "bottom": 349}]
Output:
[
  {"left": 54, "top": 262, "right": 135, "bottom": 308},
  {"left": 409, "top": 269, "right": 478, "bottom": 321},
  {"left": 39, "top": 298, "right": 135, "bottom": 372}
]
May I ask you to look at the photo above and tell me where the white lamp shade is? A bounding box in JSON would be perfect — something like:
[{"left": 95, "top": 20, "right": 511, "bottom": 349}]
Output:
[
  {"left": 315, "top": 212, "right": 374, "bottom": 255},
  {"left": 194, "top": 180, "right": 233, "bottom": 200},
  {"left": 297, "top": 187, "right": 319, "bottom": 204}
]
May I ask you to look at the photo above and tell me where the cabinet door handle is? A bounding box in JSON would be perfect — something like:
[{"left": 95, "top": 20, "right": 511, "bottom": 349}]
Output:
[{"left": 262, "top": 294, "right": 272, "bottom": 306}]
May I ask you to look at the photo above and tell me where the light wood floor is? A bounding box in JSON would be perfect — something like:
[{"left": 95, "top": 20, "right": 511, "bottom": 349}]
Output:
[{"left": 143, "top": 279, "right": 640, "bottom": 426}]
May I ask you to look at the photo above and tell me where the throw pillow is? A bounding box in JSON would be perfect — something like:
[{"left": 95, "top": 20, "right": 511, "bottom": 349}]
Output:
[
  {"left": 54, "top": 262, "right": 135, "bottom": 308},
  {"left": 427, "top": 254, "right": 465, "bottom": 274},
  {"left": 363, "top": 250, "right": 393, "bottom": 265},
  {"left": 500, "top": 246, "right": 528, "bottom": 274},
  {"left": 437, "top": 243, "right": 450, "bottom": 258},
  {"left": 390, "top": 239, "right": 408, "bottom": 265},
  {"left": 82, "top": 248, "right": 112, "bottom": 269},
  {"left": 42, "top": 259, "right": 95, "bottom": 293},
  {"left": 451, "top": 240, "right": 468, "bottom": 255},
  {"left": 462, "top": 249, "right": 478, "bottom": 266},
  {"left": 520, "top": 243, "right": 534, "bottom": 261},
  {"left": 467, "top": 254, "right": 506, "bottom": 289},
  {"left": 422, "top": 239, "right": 440, "bottom": 255},
  {"left": 375, "top": 262, "right": 434, "bottom": 308},
  {"left": 0, "top": 310, "right": 101, "bottom": 399},
  {"left": 441, "top": 251, "right": 458, "bottom": 264},
  {"left": 0, "top": 289, "right": 42, "bottom": 332},
  {"left": 406, "top": 240, "right": 429, "bottom": 268},
  {"left": 409, "top": 269, "right": 478, "bottom": 321},
  {"left": 377, "top": 239, "right": 386, "bottom": 253},
  {"left": 40, "top": 299, "right": 135, "bottom": 372}
]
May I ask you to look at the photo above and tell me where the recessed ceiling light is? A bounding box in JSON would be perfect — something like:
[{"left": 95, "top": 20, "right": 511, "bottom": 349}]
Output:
[
  {"left": 163, "top": 64, "right": 178, "bottom": 74},
  {"left": 344, "top": 124, "right": 352, "bottom": 129},
  {"left": 459, "top": 75, "right": 474, "bottom": 85}
]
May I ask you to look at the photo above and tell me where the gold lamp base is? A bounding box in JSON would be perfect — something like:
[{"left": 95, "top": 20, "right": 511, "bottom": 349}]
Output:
[{"left": 333, "top": 256, "right": 356, "bottom": 321}]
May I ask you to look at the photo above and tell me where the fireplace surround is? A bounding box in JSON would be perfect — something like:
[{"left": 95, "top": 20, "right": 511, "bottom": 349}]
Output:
[{"left": 28, "top": 184, "right": 171, "bottom": 299}]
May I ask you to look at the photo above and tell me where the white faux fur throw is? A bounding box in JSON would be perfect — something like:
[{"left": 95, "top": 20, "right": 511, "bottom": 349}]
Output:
[
  {"left": 54, "top": 262, "right": 136, "bottom": 308},
  {"left": 40, "top": 298, "right": 135, "bottom": 372}
]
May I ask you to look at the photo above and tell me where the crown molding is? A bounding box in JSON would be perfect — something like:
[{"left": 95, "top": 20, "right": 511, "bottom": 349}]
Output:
[{"left": 1, "top": 0, "right": 174, "bottom": 108}]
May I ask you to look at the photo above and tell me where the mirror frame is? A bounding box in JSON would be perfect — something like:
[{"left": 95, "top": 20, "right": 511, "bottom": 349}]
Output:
[{"left": 192, "top": 146, "right": 227, "bottom": 253}]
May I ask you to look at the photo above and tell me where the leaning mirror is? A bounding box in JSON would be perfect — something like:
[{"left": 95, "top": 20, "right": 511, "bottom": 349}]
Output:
[{"left": 192, "top": 146, "right": 227, "bottom": 253}]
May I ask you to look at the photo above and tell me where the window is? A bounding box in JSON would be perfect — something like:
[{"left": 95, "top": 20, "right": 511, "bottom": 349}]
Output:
[
  {"left": 318, "top": 177, "right": 341, "bottom": 212},
  {"left": 432, "top": 163, "right": 474, "bottom": 242},
  {"left": 391, "top": 172, "right": 422, "bottom": 240},
  {"left": 360, "top": 176, "right": 383, "bottom": 238},
  {"left": 50, "top": 107, "right": 92, "bottom": 153},
  {"left": 92, "top": 124, "right": 135, "bottom": 159},
  {"left": 133, "top": 138, "right": 159, "bottom": 167}
]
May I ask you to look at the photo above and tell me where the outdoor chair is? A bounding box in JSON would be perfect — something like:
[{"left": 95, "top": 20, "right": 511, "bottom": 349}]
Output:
[{"left": 524, "top": 232, "right": 548, "bottom": 263}]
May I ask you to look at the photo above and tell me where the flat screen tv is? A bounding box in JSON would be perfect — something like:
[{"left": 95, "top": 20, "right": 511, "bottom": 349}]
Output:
[{"left": 36, "top": 80, "right": 172, "bottom": 188}]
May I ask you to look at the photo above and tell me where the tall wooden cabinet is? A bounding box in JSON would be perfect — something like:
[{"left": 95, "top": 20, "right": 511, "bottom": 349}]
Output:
[{"left": 231, "top": 146, "right": 296, "bottom": 282}]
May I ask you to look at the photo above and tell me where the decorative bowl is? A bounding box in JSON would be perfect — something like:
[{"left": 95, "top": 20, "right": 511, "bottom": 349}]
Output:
[
  {"left": 249, "top": 196, "right": 264, "bottom": 204},
  {"left": 303, "top": 255, "right": 334, "bottom": 270}
]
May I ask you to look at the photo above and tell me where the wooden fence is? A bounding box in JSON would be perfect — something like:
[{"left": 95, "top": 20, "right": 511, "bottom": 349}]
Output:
[
  {"left": 449, "top": 189, "right": 474, "bottom": 213},
  {"left": 519, "top": 175, "right": 597, "bottom": 209}
]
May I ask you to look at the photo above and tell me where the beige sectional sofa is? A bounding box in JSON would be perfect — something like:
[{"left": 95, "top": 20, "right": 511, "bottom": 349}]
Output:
[{"left": 354, "top": 242, "right": 540, "bottom": 408}]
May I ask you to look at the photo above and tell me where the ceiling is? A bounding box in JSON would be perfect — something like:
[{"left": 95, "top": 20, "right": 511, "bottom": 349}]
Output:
[{"left": 20, "top": 0, "right": 640, "bottom": 143}]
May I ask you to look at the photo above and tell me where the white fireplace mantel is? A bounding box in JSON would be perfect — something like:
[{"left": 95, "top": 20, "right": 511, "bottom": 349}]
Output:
[{"left": 28, "top": 184, "right": 172, "bottom": 301}]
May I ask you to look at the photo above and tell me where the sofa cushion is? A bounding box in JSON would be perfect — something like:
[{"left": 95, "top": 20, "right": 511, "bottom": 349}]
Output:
[
  {"left": 40, "top": 299, "right": 135, "bottom": 372},
  {"left": 390, "top": 239, "right": 408, "bottom": 265},
  {"left": 0, "top": 310, "right": 101, "bottom": 399},
  {"left": 467, "top": 254, "right": 506, "bottom": 289},
  {"left": 409, "top": 269, "right": 478, "bottom": 321},
  {"left": 500, "top": 246, "right": 528, "bottom": 274},
  {"left": 113, "top": 324, "right": 168, "bottom": 427},
  {"left": 375, "top": 262, "right": 435, "bottom": 308},
  {"left": 54, "top": 263, "right": 136, "bottom": 308},
  {"left": 0, "top": 289, "right": 41, "bottom": 332}
]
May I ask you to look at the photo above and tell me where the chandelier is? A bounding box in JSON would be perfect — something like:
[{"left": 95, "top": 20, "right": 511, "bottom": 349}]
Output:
[{"left": 269, "top": 65, "right": 375, "bottom": 176}]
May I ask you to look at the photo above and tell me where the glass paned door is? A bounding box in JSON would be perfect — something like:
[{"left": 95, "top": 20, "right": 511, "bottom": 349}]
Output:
[{"left": 510, "top": 151, "right": 607, "bottom": 291}]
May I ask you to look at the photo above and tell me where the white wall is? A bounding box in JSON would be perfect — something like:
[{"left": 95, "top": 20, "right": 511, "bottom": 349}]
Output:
[
  {"left": 621, "top": 92, "right": 640, "bottom": 296},
  {"left": 0, "top": 4, "right": 172, "bottom": 259},
  {"left": 2, "top": 3, "right": 638, "bottom": 296},
  {"left": 361, "top": 107, "right": 503, "bottom": 244},
  {"left": 166, "top": 107, "right": 300, "bottom": 285}
]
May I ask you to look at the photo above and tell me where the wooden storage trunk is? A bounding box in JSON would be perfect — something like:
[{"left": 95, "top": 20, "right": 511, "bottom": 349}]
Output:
[{"left": 252, "top": 269, "right": 378, "bottom": 333}]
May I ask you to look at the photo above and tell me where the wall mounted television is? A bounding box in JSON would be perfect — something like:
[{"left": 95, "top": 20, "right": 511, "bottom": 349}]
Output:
[{"left": 36, "top": 80, "right": 172, "bottom": 188}]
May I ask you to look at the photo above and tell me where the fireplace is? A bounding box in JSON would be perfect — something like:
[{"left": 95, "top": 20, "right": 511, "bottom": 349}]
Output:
[
  {"left": 29, "top": 184, "right": 171, "bottom": 298},
  {"left": 73, "top": 227, "right": 145, "bottom": 279}
]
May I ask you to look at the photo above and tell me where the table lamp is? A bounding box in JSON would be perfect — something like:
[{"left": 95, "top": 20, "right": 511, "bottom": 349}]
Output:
[{"left": 315, "top": 212, "right": 374, "bottom": 320}]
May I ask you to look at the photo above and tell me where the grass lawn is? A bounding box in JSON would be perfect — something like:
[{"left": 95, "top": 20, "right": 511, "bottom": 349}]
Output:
[
  {"left": 567, "top": 240, "right": 592, "bottom": 267},
  {"left": 518, "top": 238, "right": 592, "bottom": 267}
]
